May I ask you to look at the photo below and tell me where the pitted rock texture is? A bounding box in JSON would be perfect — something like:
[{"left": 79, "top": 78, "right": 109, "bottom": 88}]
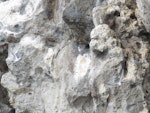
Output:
[{"left": 0, "top": 0, "right": 149, "bottom": 113}]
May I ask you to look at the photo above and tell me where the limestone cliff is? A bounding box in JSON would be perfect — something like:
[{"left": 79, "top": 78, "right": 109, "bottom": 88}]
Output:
[{"left": 0, "top": 0, "right": 149, "bottom": 113}]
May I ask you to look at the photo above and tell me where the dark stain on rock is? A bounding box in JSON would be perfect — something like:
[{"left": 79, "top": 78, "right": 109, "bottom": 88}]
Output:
[{"left": 46, "top": 0, "right": 56, "bottom": 20}]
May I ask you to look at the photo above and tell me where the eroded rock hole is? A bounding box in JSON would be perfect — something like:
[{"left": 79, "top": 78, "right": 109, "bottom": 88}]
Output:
[
  {"left": 104, "top": 14, "right": 115, "bottom": 29},
  {"left": 130, "top": 13, "right": 137, "bottom": 20},
  {"left": 139, "top": 30, "right": 150, "bottom": 43},
  {"left": 93, "top": 49, "right": 108, "bottom": 59},
  {"left": 45, "top": 37, "right": 57, "bottom": 47},
  {"left": 114, "top": 11, "right": 120, "bottom": 17},
  {"left": 135, "top": 42, "right": 141, "bottom": 49}
]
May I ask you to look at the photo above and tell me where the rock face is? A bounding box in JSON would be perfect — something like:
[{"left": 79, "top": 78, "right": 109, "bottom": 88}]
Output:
[{"left": 0, "top": 0, "right": 149, "bottom": 113}]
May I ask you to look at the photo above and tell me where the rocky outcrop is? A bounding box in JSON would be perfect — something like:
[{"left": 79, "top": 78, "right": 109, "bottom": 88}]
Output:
[{"left": 0, "top": 0, "right": 149, "bottom": 113}]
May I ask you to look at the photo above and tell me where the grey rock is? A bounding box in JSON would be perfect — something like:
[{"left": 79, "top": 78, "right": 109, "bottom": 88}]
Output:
[
  {"left": 137, "top": 0, "right": 150, "bottom": 32},
  {"left": 0, "top": 0, "right": 149, "bottom": 113}
]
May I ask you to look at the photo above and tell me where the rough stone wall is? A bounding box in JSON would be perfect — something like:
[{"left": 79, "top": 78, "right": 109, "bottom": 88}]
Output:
[{"left": 0, "top": 0, "right": 149, "bottom": 113}]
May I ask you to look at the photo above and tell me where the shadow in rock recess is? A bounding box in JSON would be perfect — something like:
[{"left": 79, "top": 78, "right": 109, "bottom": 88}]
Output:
[{"left": 0, "top": 42, "right": 15, "bottom": 113}]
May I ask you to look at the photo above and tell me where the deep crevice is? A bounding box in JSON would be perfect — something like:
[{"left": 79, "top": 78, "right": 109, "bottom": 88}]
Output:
[{"left": 0, "top": 42, "right": 15, "bottom": 113}]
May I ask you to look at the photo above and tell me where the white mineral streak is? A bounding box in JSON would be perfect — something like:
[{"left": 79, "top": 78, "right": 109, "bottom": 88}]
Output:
[
  {"left": 20, "top": 35, "right": 44, "bottom": 49},
  {"left": 44, "top": 48, "right": 54, "bottom": 66},
  {"left": 74, "top": 54, "right": 91, "bottom": 82}
]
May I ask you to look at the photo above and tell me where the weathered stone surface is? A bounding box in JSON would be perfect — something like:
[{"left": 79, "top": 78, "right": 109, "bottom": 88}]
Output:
[
  {"left": 63, "top": 0, "right": 95, "bottom": 44},
  {"left": 137, "top": 0, "right": 150, "bottom": 32},
  {"left": 0, "top": 0, "right": 149, "bottom": 113},
  {"left": 90, "top": 24, "right": 115, "bottom": 52}
]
